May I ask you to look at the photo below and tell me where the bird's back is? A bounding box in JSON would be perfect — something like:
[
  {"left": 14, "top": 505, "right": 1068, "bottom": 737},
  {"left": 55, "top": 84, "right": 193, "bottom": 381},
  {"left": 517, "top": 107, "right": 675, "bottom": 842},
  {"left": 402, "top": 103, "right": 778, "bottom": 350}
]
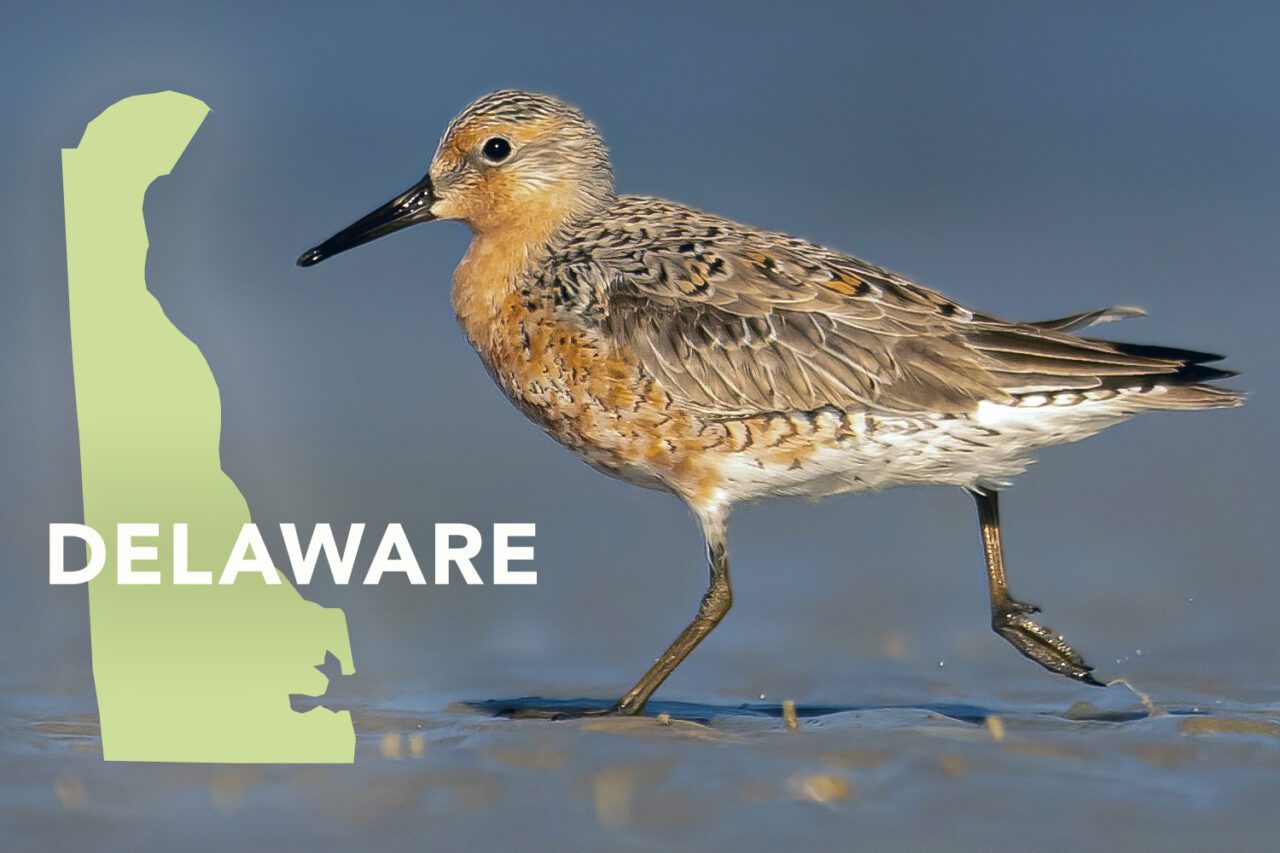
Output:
[{"left": 548, "top": 195, "right": 1241, "bottom": 418}]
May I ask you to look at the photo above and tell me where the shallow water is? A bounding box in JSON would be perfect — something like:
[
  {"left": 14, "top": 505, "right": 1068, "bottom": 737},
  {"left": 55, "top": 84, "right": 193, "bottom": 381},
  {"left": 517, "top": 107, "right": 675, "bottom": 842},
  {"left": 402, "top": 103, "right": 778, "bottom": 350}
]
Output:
[{"left": 6, "top": 674, "right": 1280, "bottom": 852}]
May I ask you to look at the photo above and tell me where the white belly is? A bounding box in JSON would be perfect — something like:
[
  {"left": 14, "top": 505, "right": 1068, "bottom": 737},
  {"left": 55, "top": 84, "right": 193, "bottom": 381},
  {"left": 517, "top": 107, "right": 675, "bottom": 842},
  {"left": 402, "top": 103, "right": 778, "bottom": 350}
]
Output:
[{"left": 711, "top": 393, "right": 1151, "bottom": 503}]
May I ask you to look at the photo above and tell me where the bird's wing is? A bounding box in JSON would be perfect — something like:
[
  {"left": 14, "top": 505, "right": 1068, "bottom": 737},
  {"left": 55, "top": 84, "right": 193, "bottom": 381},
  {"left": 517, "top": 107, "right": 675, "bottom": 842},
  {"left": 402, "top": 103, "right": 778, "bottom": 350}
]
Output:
[{"left": 586, "top": 201, "right": 1211, "bottom": 418}]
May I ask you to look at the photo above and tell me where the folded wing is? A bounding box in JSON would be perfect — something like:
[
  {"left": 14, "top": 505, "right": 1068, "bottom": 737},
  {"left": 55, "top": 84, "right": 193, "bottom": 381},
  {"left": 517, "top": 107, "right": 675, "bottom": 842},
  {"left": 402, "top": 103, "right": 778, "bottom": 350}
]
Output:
[{"left": 590, "top": 202, "right": 1235, "bottom": 418}]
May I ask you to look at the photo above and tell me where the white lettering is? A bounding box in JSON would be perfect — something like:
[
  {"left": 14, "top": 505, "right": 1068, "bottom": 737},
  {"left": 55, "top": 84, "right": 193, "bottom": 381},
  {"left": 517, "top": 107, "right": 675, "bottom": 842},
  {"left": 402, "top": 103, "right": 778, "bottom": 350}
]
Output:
[
  {"left": 49, "top": 523, "right": 105, "bottom": 584},
  {"left": 218, "top": 524, "right": 280, "bottom": 585},
  {"left": 281, "top": 523, "right": 364, "bottom": 584},
  {"left": 434, "top": 524, "right": 483, "bottom": 585},
  {"left": 493, "top": 523, "right": 537, "bottom": 585},
  {"left": 365, "top": 523, "right": 425, "bottom": 584}
]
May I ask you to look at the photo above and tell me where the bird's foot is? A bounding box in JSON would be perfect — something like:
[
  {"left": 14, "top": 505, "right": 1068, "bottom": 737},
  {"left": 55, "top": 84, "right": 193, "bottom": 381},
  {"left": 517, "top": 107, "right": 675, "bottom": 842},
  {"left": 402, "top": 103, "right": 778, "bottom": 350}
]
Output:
[{"left": 992, "top": 604, "right": 1103, "bottom": 687}]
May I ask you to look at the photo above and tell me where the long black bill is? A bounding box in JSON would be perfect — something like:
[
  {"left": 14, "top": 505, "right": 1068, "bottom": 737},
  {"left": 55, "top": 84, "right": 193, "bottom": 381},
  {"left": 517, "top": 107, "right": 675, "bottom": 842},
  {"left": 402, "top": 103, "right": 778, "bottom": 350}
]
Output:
[{"left": 296, "top": 174, "right": 437, "bottom": 267}]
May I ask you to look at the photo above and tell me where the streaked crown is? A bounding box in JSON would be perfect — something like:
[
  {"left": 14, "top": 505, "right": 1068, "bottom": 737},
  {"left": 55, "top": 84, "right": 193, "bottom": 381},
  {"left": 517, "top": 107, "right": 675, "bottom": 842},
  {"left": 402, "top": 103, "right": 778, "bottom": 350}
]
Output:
[{"left": 429, "top": 90, "right": 614, "bottom": 231}]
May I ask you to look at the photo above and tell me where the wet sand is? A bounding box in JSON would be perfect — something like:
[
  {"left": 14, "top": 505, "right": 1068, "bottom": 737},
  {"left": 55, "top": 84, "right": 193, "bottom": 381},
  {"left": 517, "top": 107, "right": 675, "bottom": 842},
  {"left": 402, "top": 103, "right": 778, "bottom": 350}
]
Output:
[{"left": 6, "top": 678, "right": 1280, "bottom": 852}]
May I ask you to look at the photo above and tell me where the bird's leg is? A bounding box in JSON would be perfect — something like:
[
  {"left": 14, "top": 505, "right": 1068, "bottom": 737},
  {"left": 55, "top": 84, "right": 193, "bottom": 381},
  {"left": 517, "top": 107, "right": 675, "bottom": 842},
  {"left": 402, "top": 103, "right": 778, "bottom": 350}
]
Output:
[
  {"left": 972, "top": 488, "right": 1103, "bottom": 687},
  {"left": 612, "top": 507, "right": 732, "bottom": 716}
]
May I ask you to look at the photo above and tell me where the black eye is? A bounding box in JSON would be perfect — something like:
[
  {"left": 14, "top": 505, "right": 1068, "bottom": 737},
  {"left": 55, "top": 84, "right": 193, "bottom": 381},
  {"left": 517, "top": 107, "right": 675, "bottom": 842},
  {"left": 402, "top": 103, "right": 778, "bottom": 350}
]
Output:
[{"left": 482, "top": 137, "right": 511, "bottom": 162}]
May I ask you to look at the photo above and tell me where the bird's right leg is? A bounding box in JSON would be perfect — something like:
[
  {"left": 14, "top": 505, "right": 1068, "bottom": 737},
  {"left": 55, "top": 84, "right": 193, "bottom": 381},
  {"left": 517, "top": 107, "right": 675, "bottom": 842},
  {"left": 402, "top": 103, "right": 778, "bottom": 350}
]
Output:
[{"left": 971, "top": 488, "right": 1103, "bottom": 686}]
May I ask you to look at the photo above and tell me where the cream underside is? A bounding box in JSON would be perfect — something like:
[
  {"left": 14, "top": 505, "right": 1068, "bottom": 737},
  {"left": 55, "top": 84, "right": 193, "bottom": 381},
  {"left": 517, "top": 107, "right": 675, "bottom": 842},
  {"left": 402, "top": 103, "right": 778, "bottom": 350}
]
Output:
[{"left": 698, "top": 388, "right": 1168, "bottom": 506}]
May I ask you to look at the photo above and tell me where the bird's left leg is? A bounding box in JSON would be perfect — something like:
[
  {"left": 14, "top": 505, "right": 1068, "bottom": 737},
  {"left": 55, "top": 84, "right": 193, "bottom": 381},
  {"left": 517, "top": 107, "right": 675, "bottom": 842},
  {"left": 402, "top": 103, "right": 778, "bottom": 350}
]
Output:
[
  {"left": 971, "top": 488, "right": 1103, "bottom": 686},
  {"left": 500, "top": 506, "right": 731, "bottom": 720},
  {"left": 611, "top": 504, "right": 732, "bottom": 715}
]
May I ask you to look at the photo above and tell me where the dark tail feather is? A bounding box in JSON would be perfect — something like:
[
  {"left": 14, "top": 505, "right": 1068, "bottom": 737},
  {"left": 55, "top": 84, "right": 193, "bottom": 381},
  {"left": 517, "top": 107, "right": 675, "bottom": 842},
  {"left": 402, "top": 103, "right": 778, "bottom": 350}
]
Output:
[
  {"left": 1091, "top": 341, "right": 1237, "bottom": 386},
  {"left": 1104, "top": 341, "right": 1226, "bottom": 365},
  {"left": 1099, "top": 342, "right": 1244, "bottom": 410},
  {"left": 991, "top": 316, "right": 1244, "bottom": 410}
]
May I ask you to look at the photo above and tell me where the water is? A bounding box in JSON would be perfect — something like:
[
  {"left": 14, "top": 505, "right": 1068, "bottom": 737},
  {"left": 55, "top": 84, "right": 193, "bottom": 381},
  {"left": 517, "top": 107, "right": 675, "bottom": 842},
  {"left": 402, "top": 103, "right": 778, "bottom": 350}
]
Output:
[{"left": 5, "top": 669, "right": 1280, "bottom": 851}]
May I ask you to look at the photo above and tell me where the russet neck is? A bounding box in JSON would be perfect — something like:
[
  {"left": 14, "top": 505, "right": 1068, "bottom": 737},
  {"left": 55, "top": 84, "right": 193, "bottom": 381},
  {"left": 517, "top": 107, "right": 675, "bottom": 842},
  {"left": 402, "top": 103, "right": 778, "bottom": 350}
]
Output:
[{"left": 451, "top": 188, "right": 608, "bottom": 352}]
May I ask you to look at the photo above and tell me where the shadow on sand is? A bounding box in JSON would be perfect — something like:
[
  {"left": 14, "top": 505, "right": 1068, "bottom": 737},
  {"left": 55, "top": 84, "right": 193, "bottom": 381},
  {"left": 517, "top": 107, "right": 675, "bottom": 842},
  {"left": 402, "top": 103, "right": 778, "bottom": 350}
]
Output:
[{"left": 458, "top": 696, "right": 1183, "bottom": 724}]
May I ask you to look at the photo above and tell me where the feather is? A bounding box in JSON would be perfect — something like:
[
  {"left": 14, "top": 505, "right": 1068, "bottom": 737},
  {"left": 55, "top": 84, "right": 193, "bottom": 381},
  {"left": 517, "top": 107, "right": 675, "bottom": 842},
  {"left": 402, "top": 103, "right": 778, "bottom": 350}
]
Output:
[{"left": 535, "top": 196, "right": 1240, "bottom": 418}]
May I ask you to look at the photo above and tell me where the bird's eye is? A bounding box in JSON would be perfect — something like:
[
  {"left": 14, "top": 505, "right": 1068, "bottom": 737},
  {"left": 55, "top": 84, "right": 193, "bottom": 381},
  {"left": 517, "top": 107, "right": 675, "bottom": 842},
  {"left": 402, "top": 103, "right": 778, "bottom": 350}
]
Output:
[{"left": 482, "top": 137, "right": 512, "bottom": 162}]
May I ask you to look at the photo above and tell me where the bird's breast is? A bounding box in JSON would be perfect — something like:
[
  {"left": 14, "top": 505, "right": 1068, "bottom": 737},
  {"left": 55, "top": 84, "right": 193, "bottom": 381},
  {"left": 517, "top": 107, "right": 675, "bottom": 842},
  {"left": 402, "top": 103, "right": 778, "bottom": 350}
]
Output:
[{"left": 452, "top": 261, "right": 730, "bottom": 503}]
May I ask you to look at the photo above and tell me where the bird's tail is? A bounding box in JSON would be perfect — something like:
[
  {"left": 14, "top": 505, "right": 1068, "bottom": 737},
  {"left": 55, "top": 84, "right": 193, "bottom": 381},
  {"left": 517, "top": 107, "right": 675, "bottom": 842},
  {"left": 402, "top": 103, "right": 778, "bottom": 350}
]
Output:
[
  {"left": 1101, "top": 341, "right": 1244, "bottom": 410},
  {"left": 988, "top": 305, "right": 1245, "bottom": 411}
]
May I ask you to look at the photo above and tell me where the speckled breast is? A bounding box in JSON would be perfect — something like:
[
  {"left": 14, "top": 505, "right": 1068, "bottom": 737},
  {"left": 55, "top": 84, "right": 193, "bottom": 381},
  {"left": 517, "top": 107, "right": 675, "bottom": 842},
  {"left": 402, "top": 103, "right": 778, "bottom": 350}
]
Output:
[{"left": 465, "top": 290, "right": 738, "bottom": 500}]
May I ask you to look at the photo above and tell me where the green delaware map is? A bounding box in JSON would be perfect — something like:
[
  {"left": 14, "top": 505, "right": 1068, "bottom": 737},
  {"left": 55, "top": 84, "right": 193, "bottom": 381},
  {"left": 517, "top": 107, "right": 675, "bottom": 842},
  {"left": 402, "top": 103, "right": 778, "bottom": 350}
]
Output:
[{"left": 62, "top": 91, "right": 355, "bottom": 762}]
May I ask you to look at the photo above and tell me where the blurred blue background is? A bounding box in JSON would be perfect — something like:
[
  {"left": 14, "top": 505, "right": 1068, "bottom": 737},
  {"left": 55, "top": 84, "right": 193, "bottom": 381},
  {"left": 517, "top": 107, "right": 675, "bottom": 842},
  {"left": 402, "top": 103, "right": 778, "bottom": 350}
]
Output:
[{"left": 1, "top": 2, "right": 1277, "bottom": 848}]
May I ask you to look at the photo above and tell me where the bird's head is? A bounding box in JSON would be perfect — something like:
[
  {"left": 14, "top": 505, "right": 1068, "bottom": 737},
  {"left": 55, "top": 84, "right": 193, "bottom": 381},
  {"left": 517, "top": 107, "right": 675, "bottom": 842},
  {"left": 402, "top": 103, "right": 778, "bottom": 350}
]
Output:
[{"left": 298, "top": 90, "right": 613, "bottom": 267}]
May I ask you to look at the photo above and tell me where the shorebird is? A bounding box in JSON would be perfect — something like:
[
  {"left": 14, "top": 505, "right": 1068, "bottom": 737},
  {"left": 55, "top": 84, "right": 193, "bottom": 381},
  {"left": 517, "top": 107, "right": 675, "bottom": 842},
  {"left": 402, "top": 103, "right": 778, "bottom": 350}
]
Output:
[{"left": 299, "top": 90, "right": 1241, "bottom": 714}]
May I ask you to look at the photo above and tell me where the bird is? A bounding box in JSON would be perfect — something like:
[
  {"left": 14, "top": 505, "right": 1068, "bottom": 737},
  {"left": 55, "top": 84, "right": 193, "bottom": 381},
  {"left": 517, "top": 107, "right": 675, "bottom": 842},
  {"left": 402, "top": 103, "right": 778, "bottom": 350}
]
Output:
[{"left": 298, "top": 90, "right": 1242, "bottom": 715}]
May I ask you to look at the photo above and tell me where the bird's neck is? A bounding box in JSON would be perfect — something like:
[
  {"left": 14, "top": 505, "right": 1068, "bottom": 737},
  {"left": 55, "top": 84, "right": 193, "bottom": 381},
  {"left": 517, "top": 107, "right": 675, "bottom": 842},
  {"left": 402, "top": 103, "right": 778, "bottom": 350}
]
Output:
[
  {"left": 452, "top": 229, "right": 543, "bottom": 350},
  {"left": 451, "top": 195, "right": 603, "bottom": 350}
]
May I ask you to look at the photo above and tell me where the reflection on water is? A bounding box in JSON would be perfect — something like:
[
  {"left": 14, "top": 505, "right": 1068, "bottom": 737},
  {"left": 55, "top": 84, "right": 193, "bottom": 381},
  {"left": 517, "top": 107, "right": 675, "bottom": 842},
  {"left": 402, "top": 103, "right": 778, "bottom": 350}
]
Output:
[{"left": 6, "top": 682, "right": 1280, "bottom": 851}]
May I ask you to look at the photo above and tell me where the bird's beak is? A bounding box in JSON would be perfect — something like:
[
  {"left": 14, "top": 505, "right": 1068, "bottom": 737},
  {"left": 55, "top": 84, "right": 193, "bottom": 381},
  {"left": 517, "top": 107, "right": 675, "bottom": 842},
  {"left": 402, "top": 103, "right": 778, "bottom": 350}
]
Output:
[{"left": 297, "top": 174, "right": 438, "bottom": 267}]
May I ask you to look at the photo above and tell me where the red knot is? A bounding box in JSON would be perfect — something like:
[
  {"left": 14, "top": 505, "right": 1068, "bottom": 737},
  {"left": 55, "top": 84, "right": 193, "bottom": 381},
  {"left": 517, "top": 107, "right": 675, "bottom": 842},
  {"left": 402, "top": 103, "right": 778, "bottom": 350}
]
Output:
[{"left": 300, "top": 90, "right": 1242, "bottom": 714}]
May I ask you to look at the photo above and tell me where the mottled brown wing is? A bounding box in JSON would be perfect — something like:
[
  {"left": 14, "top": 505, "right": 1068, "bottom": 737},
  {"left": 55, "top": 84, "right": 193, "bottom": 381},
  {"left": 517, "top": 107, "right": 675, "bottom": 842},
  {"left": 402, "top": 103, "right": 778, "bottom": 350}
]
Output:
[
  {"left": 595, "top": 231, "right": 1001, "bottom": 416},
  {"left": 592, "top": 207, "right": 1207, "bottom": 418}
]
